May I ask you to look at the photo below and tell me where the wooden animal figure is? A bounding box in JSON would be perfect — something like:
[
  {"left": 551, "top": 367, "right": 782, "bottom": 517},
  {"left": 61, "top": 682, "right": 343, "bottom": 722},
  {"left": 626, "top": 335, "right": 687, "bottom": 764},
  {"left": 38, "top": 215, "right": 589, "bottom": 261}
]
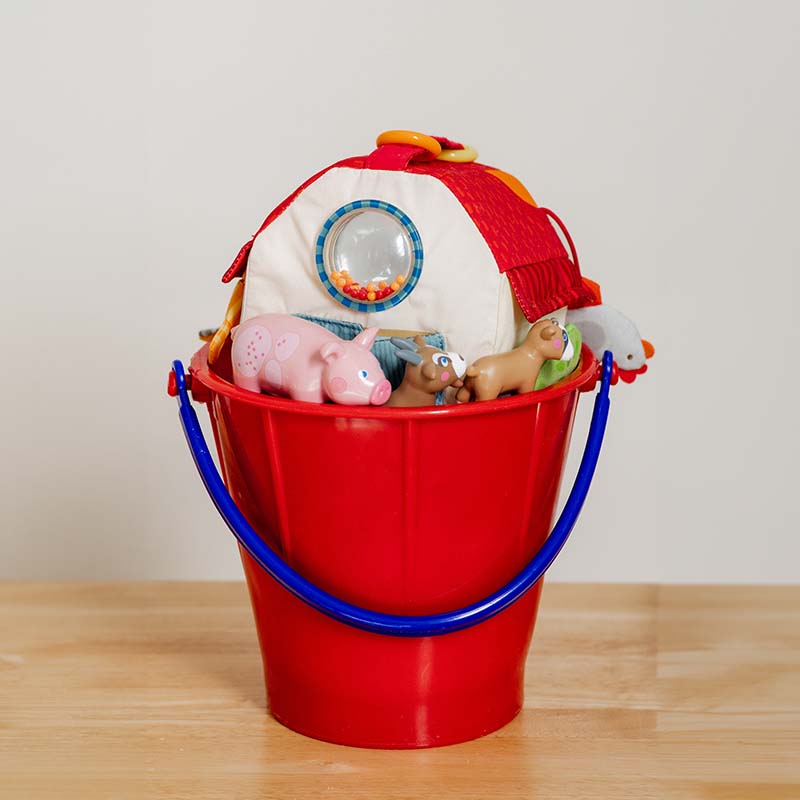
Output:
[
  {"left": 456, "top": 318, "right": 574, "bottom": 403},
  {"left": 387, "top": 336, "right": 467, "bottom": 407}
]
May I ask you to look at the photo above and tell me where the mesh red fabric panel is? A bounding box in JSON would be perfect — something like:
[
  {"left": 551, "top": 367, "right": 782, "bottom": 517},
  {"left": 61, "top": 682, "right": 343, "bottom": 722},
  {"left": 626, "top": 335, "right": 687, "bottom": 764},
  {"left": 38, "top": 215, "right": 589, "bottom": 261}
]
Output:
[
  {"left": 406, "top": 160, "right": 594, "bottom": 318},
  {"left": 407, "top": 161, "right": 567, "bottom": 270}
]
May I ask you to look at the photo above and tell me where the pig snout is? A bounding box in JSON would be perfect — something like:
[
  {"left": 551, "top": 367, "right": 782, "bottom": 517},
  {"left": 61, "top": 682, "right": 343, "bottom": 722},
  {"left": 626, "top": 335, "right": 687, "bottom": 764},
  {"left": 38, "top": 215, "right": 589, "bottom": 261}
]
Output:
[{"left": 370, "top": 379, "right": 391, "bottom": 406}]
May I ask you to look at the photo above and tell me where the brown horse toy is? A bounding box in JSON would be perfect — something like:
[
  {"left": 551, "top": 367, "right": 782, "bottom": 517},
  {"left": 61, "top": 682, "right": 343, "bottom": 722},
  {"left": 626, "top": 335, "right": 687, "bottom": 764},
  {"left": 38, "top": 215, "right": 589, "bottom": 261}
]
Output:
[
  {"left": 388, "top": 336, "right": 467, "bottom": 407},
  {"left": 455, "top": 318, "right": 574, "bottom": 403}
]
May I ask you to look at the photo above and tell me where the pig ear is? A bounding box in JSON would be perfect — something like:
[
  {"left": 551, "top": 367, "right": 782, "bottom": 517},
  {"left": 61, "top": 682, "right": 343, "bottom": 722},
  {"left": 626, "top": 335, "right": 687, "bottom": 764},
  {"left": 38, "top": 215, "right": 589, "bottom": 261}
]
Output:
[
  {"left": 353, "top": 327, "right": 379, "bottom": 349},
  {"left": 320, "top": 342, "right": 344, "bottom": 363}
]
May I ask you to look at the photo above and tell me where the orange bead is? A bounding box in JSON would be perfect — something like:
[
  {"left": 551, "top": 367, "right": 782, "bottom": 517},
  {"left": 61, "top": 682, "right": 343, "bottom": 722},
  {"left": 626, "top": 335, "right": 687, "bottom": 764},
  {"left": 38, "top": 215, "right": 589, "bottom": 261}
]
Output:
[
  {"left": 367, "top": 291, "right": 376, "bottom": 301},
  {"left": 335, "top": 278, "right": 346, "bottom": 288},
  {"left": 330, "top": 271, "right": 341, "bottom": 281},
  {"left": 397, "top": 274, "right": 406, "bottom": 285},
  {"left": 378, "top": 281, "right": 387, "bottom": 290},
  {"left": 367, "top": 283, "right": 376, "bottom": 292},
  {"left": 390, "top": 282, "right": 400, "bottom": 292}
]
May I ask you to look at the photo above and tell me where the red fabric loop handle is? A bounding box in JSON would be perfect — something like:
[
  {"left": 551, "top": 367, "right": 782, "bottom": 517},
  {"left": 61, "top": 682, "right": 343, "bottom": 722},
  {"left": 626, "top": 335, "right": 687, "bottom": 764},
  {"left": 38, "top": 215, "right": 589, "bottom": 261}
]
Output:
[{"left": 541, "top": 207, "right": 581, "bottom": 273}]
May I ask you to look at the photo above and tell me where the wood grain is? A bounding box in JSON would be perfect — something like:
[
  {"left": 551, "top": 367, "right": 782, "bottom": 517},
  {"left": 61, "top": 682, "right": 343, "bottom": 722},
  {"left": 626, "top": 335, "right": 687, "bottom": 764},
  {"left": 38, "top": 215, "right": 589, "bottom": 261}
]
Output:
[{"left": 0, "top": 583, "right": 797, "bottom": 799}]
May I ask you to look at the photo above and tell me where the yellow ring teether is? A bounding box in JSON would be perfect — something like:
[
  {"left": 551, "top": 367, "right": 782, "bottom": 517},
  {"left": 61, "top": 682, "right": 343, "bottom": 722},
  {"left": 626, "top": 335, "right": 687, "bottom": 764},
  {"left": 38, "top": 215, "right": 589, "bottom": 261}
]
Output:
[
  {"left": 376, "top": 130, "right": 442, "bottom": 157},
  {"left": 436, "top": 145, "right": 478, "bottom": 163}
]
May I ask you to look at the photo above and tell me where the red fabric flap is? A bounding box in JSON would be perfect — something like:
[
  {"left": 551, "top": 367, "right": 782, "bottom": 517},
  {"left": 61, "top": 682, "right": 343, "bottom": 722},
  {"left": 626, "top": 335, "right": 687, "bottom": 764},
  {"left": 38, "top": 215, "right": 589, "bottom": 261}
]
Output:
[
  {"left": 223, "top": 239, "right": 254, "bottom": 284},
  {"left": 507, "top": 259, "right": 595, "bottom": 322}
]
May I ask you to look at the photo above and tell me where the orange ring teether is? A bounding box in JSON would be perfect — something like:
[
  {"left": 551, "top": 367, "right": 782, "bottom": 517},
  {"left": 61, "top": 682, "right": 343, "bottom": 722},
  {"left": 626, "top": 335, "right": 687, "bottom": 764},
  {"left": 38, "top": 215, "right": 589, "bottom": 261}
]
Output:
[{"left": 376, "top": 130, "right": 442, "bottom": 157}]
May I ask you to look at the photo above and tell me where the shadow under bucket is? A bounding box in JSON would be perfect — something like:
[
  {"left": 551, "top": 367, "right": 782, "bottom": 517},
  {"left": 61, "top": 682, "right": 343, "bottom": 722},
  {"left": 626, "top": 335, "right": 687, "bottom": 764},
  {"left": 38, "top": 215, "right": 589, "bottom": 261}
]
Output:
[{"left": 170, "top": 343, "right": 611, "bottom": 748}]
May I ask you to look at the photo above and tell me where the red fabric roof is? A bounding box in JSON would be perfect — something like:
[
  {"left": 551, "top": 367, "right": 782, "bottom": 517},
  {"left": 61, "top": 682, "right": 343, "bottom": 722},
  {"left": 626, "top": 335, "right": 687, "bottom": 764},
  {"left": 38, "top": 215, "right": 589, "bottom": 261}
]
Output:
[{"left": 222, "top": 147, "right": 593, "bottom": 320}]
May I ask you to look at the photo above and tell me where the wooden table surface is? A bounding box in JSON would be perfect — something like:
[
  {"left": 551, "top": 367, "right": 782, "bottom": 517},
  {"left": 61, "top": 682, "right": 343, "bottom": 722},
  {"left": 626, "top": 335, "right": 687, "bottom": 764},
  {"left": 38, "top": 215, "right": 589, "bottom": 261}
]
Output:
[{"left": 1, "top": 583, "right": 797, "bottom": 799}]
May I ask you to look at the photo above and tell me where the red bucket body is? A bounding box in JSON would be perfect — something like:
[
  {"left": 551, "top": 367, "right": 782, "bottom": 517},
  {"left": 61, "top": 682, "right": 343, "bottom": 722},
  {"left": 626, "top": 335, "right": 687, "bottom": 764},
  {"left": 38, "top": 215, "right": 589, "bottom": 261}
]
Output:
[{"left": 190, "top": 345, "right": 597, "bottom": 748}]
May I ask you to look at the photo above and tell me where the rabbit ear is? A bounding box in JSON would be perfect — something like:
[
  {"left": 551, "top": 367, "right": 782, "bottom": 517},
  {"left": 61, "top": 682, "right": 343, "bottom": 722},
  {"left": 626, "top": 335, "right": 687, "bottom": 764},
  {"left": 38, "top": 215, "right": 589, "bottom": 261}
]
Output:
[
  {"left": 396, "top": 350, "right": 423, "bottom": 366},
  {"left": 354, "top": 326, "right": 379, "bottom": 349},
  {"left": 390, "top": 337, "right": 417, "bottom": 351}
]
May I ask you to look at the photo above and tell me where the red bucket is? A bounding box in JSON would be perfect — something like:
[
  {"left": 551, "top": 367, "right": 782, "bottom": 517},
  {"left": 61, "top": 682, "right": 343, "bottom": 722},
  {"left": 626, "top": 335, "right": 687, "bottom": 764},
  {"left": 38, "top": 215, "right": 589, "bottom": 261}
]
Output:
[{"left": 172, "top": 343, "right": 608, "bottom": 748}]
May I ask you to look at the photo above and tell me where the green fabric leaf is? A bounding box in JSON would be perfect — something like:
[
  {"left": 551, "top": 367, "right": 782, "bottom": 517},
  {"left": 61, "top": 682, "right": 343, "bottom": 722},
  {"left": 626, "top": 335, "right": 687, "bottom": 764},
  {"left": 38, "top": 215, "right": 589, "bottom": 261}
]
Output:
[{"left": 535, "top": 324, "right": 583, "bottom": 390}]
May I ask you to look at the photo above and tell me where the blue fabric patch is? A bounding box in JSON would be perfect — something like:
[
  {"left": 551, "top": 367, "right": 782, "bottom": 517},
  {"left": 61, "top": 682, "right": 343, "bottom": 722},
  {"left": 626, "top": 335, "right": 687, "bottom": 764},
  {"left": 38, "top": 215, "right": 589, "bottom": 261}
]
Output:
[{"left": 294, "top": 314, "right": 446, "bottom": 402}]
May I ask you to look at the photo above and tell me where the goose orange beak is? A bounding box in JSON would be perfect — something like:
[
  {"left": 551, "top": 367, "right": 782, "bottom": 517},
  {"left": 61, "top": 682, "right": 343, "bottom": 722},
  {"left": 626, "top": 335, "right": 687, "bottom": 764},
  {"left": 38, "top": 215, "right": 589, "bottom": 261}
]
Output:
[{"left": 642, "top": 339, "right": 655, "bottom": 359}]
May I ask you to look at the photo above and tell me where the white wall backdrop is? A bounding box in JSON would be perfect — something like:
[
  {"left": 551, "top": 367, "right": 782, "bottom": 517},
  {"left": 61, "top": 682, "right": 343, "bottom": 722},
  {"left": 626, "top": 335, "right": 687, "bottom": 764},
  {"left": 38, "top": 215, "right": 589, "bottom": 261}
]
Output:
[{"left": 1, "top": 0, "right": 798, "bottom": 582}]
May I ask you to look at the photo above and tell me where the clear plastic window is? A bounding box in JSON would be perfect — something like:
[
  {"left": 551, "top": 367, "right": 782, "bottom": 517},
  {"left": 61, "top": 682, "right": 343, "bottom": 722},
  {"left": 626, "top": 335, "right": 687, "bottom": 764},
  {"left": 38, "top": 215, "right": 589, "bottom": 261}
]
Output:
[{"left": 316, "top": 201, "right": 422, "bottom": 310}]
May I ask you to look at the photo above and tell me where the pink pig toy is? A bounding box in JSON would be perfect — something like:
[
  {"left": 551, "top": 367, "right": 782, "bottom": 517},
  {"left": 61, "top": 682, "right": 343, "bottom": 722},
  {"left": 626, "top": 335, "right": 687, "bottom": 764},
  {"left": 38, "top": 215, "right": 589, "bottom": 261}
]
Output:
[{"left": 231, "top": 314, "right": 392, "bottom": 405}]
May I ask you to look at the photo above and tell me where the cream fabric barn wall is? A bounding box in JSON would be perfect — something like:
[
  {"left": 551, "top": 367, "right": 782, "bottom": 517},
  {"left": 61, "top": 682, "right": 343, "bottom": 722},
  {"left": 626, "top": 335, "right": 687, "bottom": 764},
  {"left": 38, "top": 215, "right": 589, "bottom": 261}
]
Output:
[
  {"left": 243, "top": 166, "right": 518, "bottom": 363},
  {"left": 1, "top": 0, "right": 798, "bottom": 582}
]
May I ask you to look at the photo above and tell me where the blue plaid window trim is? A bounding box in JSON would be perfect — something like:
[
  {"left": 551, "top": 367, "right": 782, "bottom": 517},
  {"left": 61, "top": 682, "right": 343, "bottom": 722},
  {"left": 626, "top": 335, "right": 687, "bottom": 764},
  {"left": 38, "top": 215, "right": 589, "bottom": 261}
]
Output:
[{"left": 315, "top": 200, "right": 423, "bottom": 312}]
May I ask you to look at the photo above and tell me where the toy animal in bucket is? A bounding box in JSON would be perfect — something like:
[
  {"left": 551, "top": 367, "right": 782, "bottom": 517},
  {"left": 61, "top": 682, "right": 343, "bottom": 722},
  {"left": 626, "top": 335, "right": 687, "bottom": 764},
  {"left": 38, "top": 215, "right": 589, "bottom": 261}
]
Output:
[
  {"left": 231, "top": 314, "right": 391, "bottom": 405},
  {"left": 387, "top": 336, "right": 466, "bottom": 407},
  {"left": 168, "top": 129, "right": 652, "bottom": 748}
]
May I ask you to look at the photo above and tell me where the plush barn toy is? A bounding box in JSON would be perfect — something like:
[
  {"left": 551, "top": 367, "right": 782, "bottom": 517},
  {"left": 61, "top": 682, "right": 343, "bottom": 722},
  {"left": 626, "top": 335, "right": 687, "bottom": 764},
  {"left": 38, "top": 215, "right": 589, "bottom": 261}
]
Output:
[{"left": 215, "top": 130, "right": 596, "bottom": 368}]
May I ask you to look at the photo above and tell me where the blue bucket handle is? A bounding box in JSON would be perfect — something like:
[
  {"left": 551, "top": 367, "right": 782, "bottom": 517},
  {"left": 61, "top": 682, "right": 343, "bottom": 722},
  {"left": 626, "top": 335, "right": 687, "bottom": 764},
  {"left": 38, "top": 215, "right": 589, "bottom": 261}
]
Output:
[{"left": 171, "top": 351, "right": 613, "bottom": 637}]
